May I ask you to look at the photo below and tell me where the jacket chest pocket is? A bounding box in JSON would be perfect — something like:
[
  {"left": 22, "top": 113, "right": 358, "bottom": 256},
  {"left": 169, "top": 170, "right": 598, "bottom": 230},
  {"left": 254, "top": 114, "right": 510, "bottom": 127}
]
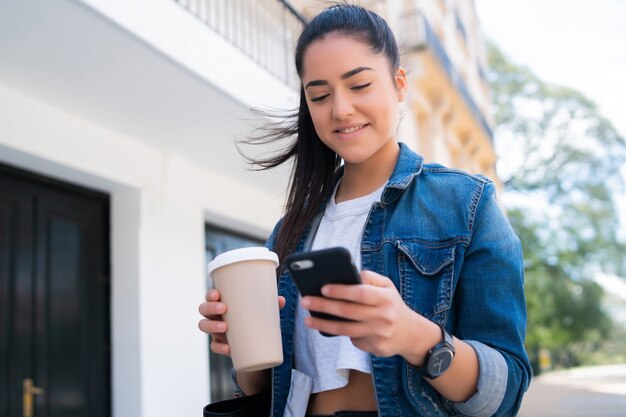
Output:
[{"left": 396, "top": 241, "right": 456, "bottom": 326}]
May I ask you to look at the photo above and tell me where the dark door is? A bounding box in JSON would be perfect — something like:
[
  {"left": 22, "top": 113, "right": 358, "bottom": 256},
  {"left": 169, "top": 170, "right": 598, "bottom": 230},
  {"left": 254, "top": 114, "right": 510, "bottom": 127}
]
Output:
[{"left": 0, "top": 164, "right": 110, "bottom": 417}]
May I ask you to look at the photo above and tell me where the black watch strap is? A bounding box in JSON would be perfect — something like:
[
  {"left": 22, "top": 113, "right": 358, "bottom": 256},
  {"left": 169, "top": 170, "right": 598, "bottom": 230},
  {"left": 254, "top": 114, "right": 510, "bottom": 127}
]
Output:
[{"left": 422, "top": 324, "right": 455, "bottom": 379}]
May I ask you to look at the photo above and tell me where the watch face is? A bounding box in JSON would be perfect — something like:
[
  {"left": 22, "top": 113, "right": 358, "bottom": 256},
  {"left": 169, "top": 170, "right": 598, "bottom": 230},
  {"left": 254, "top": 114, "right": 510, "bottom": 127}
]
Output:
[{"left": 427, "top": 348, "right": 454, "bottom": 377}]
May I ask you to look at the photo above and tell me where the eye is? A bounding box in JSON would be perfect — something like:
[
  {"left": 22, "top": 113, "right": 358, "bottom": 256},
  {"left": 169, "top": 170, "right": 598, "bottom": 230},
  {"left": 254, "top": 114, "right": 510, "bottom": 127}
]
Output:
[
  {"left": 310, "top": 94, "right": 330, "bottom": 103},
  {"left": 352, "top": 83, "right": 372, "bottom": 90}
]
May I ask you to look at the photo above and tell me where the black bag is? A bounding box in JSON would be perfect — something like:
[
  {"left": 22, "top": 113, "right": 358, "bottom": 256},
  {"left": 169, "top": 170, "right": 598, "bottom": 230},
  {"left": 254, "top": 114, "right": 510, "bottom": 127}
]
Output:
[{"left": 203, "top": 391, "right": 271, "bottom": 417}]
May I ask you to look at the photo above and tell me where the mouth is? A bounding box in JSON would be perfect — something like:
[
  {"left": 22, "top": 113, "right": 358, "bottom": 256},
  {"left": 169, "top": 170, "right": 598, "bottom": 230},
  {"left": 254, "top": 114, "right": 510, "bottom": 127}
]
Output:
[{"left": 334, "top": 124, "right": 369, "bottom": 134}]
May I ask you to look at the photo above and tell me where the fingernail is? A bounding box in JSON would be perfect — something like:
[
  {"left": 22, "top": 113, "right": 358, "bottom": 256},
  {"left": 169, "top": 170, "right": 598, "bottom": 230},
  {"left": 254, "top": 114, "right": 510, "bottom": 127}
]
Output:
[
  {"left": 301, "top": 298, "right": 311, "bottom": 308},
  {"left": 321, "top": 286, "right": 330, "bottom": 296}
]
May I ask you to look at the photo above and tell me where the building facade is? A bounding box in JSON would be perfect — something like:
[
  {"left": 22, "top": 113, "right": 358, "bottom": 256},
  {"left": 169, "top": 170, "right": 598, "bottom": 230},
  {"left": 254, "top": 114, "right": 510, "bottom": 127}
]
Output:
[
  {"left": 398, "top": 0, "right": 498, "bottom": 185},
  {"left": 0, "top": 1, "right": 495, "bottom": 416}
]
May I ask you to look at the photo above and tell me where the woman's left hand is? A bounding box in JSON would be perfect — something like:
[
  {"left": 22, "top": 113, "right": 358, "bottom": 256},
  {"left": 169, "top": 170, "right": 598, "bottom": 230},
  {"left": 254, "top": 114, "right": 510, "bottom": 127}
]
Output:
[{"left": 302, "top": 270, "right": 432, "bottom": 360}]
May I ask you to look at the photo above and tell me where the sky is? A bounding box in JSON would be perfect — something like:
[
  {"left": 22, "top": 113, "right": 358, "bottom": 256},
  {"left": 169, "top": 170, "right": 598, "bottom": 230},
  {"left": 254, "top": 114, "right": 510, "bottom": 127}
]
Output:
[
  {"left": 474, "top": 0, "right": 626, "bottom": 243},
  {"left": 474, "top": 0, "right": 626, "bottom": 138}
]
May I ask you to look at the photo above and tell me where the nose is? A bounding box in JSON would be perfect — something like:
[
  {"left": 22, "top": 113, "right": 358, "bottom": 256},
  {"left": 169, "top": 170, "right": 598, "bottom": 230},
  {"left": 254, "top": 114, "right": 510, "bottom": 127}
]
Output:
[{"left": 331, "top": 90, "right": 355, "bottom": 120}]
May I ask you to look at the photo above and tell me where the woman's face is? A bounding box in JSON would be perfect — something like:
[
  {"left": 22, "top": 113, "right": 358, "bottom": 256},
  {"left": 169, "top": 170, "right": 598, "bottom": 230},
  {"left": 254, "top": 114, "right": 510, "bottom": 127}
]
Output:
[{"left": 301, "top": 33, "right": 407, "bottom": 166}]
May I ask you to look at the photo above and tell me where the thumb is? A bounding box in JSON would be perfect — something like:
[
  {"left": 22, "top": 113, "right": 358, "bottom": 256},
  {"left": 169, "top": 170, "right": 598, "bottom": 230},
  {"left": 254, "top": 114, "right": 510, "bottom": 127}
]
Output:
[{"left": 360, "top": 270, "right": 393, "bottom": 288}]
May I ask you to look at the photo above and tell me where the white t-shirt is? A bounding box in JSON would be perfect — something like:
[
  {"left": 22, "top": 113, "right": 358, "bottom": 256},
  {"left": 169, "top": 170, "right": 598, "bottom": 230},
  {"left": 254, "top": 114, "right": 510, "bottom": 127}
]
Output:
[{"left": 293, "top": 180, "right": 386, "bottom": 393}]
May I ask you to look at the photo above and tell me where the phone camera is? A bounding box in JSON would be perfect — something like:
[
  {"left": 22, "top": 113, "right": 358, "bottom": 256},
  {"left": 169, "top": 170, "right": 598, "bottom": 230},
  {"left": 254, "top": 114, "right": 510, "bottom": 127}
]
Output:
[{"left": 290, "top": 259, "right": 314, "bottom": 271}]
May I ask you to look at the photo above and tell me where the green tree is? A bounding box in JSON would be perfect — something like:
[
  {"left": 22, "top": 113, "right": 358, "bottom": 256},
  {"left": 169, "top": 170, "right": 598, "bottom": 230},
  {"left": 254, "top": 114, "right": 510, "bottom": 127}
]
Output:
[{"left": 487, "top": 44, "right": 626, "bottom": 372}]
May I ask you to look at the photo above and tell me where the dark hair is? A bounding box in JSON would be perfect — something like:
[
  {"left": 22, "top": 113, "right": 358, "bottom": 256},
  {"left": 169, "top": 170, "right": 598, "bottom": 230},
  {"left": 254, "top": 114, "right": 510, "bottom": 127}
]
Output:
[{"left": 239, "top": 3, "right": 401, "bottom": 266}]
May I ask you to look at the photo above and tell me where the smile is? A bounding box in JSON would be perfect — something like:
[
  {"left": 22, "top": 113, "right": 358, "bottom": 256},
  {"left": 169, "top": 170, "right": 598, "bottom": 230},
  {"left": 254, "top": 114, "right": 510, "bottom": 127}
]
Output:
[{"left": 335, "top": 124, "right": 368, "bottom": 134}]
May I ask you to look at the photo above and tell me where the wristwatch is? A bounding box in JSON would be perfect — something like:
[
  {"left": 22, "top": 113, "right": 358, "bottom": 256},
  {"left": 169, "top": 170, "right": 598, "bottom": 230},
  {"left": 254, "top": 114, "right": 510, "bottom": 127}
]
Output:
[{"left": 421, "top": 324, "right": 455, "bottom": 379}]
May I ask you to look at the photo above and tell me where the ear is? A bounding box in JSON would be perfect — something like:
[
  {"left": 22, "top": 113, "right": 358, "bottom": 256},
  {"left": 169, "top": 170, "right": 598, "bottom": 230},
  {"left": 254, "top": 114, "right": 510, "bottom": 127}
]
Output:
[{"left": 394, "top": 67, "right": 408, "bottom": 102}]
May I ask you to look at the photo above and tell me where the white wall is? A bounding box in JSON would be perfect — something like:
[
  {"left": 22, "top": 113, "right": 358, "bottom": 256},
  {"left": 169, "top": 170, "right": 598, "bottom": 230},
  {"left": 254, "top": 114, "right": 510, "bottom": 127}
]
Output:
[
  {"left": 0, "top": 83, "right": 285, "bottom": 417},
  {"left": 77, "top": 0, "right": 297, "bottom": 111}
]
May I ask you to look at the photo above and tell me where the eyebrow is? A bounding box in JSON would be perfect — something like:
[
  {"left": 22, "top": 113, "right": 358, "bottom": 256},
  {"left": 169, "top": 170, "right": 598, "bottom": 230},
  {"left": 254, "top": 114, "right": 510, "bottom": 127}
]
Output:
[{"left": 304, "top": 66, "right": 374, "bottom": 89}]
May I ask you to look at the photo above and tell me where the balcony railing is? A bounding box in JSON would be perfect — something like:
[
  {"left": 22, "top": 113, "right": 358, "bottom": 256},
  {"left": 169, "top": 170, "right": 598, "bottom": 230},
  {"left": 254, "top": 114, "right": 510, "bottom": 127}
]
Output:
[
  {"left": 454, "top": 11, "right": 467, "bottom": 42},
  {"left": 400, "top": 10, "right": 493, "bottom": 141},
  {"left": 173, "top": 0, "right": 307, "bottom": 89}
]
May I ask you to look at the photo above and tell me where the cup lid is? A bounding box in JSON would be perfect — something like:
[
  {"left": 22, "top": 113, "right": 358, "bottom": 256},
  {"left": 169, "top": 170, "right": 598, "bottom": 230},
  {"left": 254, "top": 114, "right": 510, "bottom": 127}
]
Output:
[{"left": 207, "top": 247, "right": 279, "bottom": 276}]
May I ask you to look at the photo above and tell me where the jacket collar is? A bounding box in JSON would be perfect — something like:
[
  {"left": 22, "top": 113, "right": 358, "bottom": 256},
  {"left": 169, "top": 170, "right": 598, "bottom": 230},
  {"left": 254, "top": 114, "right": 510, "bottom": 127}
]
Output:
[
  {"left": 331, "top": 141, "right": 424, "bottom": 205},
  {"left": 386, "top": 142, "right": 424, "bottom": 188},
  {"left": 381, "top": 142, "right": 423, "bottom": 204}
]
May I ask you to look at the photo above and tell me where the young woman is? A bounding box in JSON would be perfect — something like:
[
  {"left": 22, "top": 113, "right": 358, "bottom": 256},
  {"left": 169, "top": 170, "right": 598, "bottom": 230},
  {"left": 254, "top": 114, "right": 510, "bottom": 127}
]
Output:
[{"left": 199, "top": 4, "right": 531, "bottom": 417}]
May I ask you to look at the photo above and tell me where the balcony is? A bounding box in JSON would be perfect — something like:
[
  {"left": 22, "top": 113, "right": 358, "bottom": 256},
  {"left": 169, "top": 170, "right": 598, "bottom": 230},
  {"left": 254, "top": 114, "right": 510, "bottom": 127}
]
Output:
[
  {"left": 174, "top": 0, "right": 307, "bottom": 90},
  {"left": 0, "top": 0, "right": 310, "bottom": 194},
  {"left": 400, "top": 10, "right": 493, "bottom": 141}
]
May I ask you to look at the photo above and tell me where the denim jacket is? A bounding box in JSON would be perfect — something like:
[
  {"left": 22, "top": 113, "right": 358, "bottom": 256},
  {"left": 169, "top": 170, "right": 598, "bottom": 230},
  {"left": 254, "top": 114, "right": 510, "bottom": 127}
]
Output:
[{"left": 252, "top": 143, "right": 531, "bottom": 417}]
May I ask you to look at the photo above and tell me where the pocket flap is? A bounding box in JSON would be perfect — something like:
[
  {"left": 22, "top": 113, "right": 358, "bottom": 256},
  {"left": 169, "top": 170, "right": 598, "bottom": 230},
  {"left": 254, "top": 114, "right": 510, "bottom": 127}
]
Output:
[{"left": 397, "top": 242, "right": 455, "bottom": 275}]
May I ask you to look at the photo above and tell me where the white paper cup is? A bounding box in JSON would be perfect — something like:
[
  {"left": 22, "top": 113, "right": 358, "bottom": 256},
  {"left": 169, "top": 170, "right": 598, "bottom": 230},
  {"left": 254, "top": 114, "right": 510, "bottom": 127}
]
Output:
[{"left": 207, "top": 247, "right": 283, "bottom": 372}]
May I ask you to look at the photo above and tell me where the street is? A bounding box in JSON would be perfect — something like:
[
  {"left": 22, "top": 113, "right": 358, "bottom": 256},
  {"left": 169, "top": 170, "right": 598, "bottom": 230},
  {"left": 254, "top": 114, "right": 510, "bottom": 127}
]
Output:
[{"left": 519, "top": 364, "right": 626, "bottom": 417}]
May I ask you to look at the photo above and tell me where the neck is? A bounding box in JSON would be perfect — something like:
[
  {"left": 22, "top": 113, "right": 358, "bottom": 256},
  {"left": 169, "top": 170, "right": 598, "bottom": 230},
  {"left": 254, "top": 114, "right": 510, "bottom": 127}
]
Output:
[{"left": 335, "top": 141, "right": 400, "bottom": 203}]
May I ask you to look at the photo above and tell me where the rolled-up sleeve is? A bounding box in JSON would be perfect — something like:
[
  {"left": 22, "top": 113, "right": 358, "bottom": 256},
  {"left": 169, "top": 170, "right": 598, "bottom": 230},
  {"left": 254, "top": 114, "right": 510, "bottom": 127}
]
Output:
[{"left": 453, "top": 341, "right": 508, "bottom": 417}]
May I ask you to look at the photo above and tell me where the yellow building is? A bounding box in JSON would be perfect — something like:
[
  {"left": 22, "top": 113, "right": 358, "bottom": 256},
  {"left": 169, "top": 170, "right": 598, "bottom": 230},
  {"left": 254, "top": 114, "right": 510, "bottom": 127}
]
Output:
[{"left": 398, "top": 0, "right": 498, "bottom": 186}]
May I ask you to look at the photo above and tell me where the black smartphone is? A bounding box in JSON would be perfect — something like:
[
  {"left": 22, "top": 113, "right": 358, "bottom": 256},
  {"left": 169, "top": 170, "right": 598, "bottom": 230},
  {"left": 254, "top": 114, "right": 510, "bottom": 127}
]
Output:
[{"left": 285, "top": 247, "right": 361, "bottom": 335}]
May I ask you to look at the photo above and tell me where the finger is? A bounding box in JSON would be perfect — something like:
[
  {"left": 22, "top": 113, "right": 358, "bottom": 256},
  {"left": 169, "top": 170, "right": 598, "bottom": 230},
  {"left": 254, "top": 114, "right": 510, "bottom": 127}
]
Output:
[
  {"left": 205, "top": 289, "right": 221, "bottom": 302},
  {"left": 304, "top": 315, "right": 371, "bottom": 339},
  {"left": 360, "top": 270, "right": 394, "bottom": 287},
  {"left": 198, "top": 301, "right": 227, "bottom": 318},
  {"left": 198, "top": 318, "right": 228, "bottom": 335},
  {"left": 278, "top": 296, "right": 286, "bottom": 309},
  {"left": 320, "top": 283, "right": 384, "bottom": 307},
  {"left": 210, "top": 340, "right": 231, "bottom": 356},
  {"left": 302, "top": 296, "right": 376, "bottom": 321}
]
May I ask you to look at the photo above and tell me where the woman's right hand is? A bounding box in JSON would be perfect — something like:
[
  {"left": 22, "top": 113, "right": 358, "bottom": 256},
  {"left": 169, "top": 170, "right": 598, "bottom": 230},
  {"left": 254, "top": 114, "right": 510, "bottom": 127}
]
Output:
[
  {"left": 198, "top": 289, "right": 232, "bottom": 356},
  {"left": 198, "top": 289, "right": 287, "bottom": 357}
]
